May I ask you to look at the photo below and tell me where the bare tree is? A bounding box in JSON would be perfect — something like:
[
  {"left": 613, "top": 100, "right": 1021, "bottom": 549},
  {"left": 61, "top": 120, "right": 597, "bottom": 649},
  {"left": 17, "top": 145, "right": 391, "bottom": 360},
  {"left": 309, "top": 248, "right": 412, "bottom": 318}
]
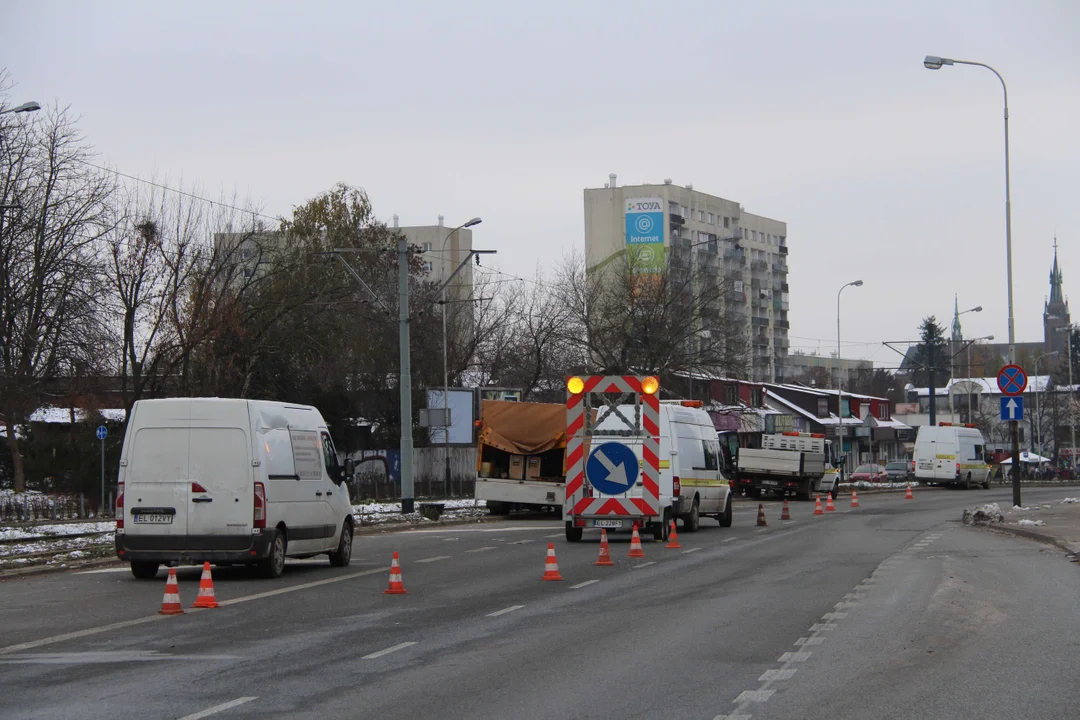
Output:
[{"left": 0, "top": 88, "right": 116, "bottom": 491}]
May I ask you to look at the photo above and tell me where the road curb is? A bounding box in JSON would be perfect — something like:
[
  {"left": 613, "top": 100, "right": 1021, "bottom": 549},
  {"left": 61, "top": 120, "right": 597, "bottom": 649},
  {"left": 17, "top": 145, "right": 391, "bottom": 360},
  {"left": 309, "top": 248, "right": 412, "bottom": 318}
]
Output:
[
  {"left": 0, "top": 554, "right": 119, "bottom": 581},
  {"left": 983, "top": 523, "right": 1079, "bottom": 558},
  {"left": 353, "top": 513, "right": 502, "bottom": 535}
]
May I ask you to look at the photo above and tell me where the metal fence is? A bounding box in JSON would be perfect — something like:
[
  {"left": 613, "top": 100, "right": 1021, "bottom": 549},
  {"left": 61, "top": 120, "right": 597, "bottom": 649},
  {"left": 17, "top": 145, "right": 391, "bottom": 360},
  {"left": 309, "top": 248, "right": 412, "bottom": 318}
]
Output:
[
  {"left": 348, "top": 447, "right": 476, "bottom": 501},
  {"left": 0, "top": 494, "right": 106, "bottom": 522}
]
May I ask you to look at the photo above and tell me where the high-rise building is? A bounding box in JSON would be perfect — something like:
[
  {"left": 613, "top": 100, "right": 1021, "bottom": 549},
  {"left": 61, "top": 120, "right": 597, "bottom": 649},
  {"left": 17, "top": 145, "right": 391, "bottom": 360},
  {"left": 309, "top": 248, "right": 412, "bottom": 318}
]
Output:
[
  {"left": 583, "top": 175, "right": 789, "bottom": 381},
  {"left": 392, "top": 214, "right": 475, "bottom": 301}
]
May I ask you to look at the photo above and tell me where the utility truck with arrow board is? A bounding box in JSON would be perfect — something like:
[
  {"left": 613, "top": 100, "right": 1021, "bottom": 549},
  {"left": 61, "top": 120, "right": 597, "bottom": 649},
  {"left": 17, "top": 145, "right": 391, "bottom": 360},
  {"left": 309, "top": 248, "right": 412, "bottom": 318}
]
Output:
[
  {"left": 735, "top": 431, "right": 841, "bottom": 501},
  {"left": 563, "top": 375, "right": 733, "bottom": 542}
]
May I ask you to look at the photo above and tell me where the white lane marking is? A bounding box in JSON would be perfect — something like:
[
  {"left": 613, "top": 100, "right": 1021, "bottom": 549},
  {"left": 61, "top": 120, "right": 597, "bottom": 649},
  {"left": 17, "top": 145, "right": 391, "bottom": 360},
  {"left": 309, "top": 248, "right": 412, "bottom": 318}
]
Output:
[
  {"left": 844, "top": 593, "right": 865, "bottom": 600},
  {"left": 415, "top": 556, "right": 451, "bottom": 563},
  {"left": 633, "top": 561, "right": 657, "bottom": 568},
  {"left": 545, "top": 533, "right": 563, "bottom": 538},
  {"left": 177, "top": 697, "right": 257, "bottom": 720},
  {"left": 0, "top": 651, "right": 241, "bottom": 664},
  {"left": 681, "top": 547, "right": 702, "bottom": 554},
  {"left": 0, "top": 567, "right": 386, "bottom": 656},
  {"left": 834, "top": 601, "right": 858, "bottom": 609},
  {"left": 779, "top": 651, "right": 812, "bottom": 662},
  {"left": 754, "top": 528, "right": 769, "bottom": 533},
  {"left": 809, "top": 623, "right": 836, "bottom": 631},
  {"left": 722, "top": 538, "right": 737, "bottom": 543},
  {"left": 362, "top": 642, "right": 417, "bottom": 659},
  {"left": 442, "top": 538, "right": 461, "bottom": 542},
  {"left": 570, "top": 580, "right": 600, "bottom": 589},
  {"left": 509, "top": 539, "right": 533, "bottom": 545},
  {"left": 466, "top": 547, "right": 497, "bottom": 553},
  {"left": 758, "top": 669, "right": 796, "bottom": 682},
  {"left": 734, "top": 690, "right": 774, "bottom": 702},
  {"left": 795, "top": 637, "right": 825, "bottom": 646},
  {"left": 486, "top": 605, "right": 524, "bottom": 617},
  {"left": 76, "top": 567, "right": 130, "bottom": 574},
  {"left": 821, "top": 612, "right": 847, "bottom": 620},
  {"left": 713, "top": 715, "right": 752, "bottom": 720},
  {"left": 397, "top": 526, "right": 561, "bottom": 535}
]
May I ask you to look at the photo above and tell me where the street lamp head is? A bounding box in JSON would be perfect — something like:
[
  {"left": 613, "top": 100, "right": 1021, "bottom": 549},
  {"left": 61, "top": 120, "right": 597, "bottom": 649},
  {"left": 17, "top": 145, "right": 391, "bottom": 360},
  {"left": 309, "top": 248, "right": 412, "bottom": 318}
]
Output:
[
  {"left": 985, "top": 335, "right": 994, "bottom": 341},
  {"left": 13, "top": 101, "right": 41, "bottom": 113},
  {"left": 923, "top": 55, "right": 953, "bottom": 70},
  {"left": 972, "top": 306, "right": 983, "bottom": 312},
  {"left": 463, "top": 217, "right": 482, "bottom": 228},
  {"left": 851, "top": 280, "right": 864, "bottom": 287}
]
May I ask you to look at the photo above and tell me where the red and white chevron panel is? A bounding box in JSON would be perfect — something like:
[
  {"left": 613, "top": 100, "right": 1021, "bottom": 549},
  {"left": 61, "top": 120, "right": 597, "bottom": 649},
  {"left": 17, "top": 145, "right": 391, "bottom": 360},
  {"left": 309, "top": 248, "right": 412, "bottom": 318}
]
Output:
[{"left": 564, "top": 376, "right": 660, "bottom": 519}]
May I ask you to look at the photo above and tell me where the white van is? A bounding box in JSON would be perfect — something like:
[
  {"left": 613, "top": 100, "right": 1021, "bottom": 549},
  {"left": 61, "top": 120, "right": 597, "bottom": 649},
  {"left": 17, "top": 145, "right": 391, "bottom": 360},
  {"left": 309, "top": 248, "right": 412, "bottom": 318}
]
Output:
[
  {"left": 566, "top": 400, "right": 733, "bottom": 542},
  {"left": 913, "top": 423, "right": 992, "bottom": 489},
  {"left": 115, "top": 398, "right": 355, "bottom": 579}
]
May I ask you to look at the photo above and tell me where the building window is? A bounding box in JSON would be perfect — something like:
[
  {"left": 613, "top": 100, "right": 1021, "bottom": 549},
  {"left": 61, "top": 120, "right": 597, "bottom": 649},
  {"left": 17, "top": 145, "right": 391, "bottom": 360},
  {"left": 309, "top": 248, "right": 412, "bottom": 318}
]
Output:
[
  {"left": 723, "top": 216, "right": 730, "bottom": 229},
  {"left": 422, "top": 242, "right": 433, "bottom": 252},
  {"left": 423, "top": 261, "right": 433, "bottom": 274},
  {"left": 877, "top": 404, "right": 890, "bottom": 420},
  {"left": 708, "top": 212, "right": 714, "bottom": 225},
  {"left": 817, "top": 397, "right": 829, "bottom": 417},
  {"left": 724, "top": 384, "right": 738, "bottom": 405},
  {"left": 241, "top": 267, "right": 255, "bottom": 279},
  {"left": 751, "top": 388, "right": 763, "bottom": 407}
]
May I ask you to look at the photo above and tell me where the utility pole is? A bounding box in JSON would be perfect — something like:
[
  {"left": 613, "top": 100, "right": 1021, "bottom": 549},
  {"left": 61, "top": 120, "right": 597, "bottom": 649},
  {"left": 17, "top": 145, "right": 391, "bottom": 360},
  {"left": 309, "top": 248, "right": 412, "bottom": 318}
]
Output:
[{"left": 398, "top": 235, "right": 415, "bottom": 514}]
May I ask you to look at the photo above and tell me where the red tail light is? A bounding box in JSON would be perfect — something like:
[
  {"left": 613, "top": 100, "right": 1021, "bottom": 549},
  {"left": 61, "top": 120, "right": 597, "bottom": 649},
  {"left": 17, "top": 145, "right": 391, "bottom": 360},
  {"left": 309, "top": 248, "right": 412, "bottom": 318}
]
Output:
[
  {"left": 253, "top": 482, "right": 266, "bottom": 529},
  {"left": 956, "top": 463, "right": 961, "bottom": 475},
  {"left": 191, "top": 482, "right": 208, "bottom": 493},
  {"left": 729, "top": 479, "right": 735, "bottom": 490},
  {"left": 673, "top": 477, "right": 681, "bottom": 496},
  {"left": 115, "top": 484, "right": 124, "bottom": 530}
]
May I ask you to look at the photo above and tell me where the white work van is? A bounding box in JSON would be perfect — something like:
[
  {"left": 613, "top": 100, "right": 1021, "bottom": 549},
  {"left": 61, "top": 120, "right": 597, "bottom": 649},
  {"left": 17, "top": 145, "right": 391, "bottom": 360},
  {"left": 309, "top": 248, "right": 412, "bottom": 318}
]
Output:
[
  {"left": 115, "top": 398, "right": 355, "bottom": 579},
  {"left": 913, "top": 423, "right": 992, "bottom": 489},
  {"left": 566, "top": 400, "right": 733, "bottom": 542}
]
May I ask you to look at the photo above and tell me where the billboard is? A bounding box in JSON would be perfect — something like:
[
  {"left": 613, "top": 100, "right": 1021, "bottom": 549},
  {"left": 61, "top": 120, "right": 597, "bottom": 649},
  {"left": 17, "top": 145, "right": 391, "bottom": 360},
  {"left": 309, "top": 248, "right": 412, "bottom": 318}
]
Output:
[
  {"left": 624, "top": 197, "right": 665, "bottom": 274},
  {"left": 426, "top": 389, "right": 475, "bottom": 445}
]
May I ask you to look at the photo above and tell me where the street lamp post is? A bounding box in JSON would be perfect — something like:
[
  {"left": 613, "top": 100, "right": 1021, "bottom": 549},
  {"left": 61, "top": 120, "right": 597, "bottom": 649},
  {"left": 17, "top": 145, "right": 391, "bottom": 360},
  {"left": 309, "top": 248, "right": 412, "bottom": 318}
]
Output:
[
  {"left": 950, "top": 305, "right": 982, "bottom": 422},
  {"left": 1033, "top": 352, "right": 1058, "bottom": 457},
  {"left": 1056, "top": 326, "right": 1077, "bottom": 473},
  {"left": 0, "top": 101, "right": 41, "bottom": 116},
  {"left": 441, "top": 218, "right": 482, "bottom": 496},
  {"left": 924, "top": 53, "right": 1020, "bottom": 505},
  {"left": 837, "top": 280, "right": 863, "bottom": 471}
]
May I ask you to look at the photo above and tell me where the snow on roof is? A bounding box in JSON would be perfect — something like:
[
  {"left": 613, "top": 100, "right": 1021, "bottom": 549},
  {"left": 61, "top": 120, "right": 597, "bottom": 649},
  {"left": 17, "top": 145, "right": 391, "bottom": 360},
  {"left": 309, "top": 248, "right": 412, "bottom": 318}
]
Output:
[
  {"left": 914, "top": 376, "right": 1054, "bottom": 396},
  {"left": 764, "top": 393, "right": 835, "bottom": 424},
  {"left": 764, "top": 383, "right": 888, "bottom": 402},
  {"left": 868, "top": 417, "right": 912, "bottom": 430}
]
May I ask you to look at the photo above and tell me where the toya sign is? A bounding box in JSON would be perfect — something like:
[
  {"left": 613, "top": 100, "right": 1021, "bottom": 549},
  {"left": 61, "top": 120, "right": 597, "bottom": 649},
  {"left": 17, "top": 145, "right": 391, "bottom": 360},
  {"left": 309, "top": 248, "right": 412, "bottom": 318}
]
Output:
[{"left": 624, "top": 197, "right": 665, "bottom": 274}]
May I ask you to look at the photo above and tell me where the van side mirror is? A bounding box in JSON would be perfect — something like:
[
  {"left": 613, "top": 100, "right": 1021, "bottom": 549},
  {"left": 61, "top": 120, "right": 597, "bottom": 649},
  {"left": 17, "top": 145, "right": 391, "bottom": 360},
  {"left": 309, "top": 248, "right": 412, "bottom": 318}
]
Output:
[{"left": 339, "top": 458, "right": 356, "bottom": 485}]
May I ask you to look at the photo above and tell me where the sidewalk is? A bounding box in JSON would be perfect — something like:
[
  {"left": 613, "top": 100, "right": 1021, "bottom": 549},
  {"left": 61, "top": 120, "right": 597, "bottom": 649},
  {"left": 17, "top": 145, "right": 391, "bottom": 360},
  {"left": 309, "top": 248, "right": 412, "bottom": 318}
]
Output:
[{"left": 995, "top": 498, "right": 1080, "bottom": 556}]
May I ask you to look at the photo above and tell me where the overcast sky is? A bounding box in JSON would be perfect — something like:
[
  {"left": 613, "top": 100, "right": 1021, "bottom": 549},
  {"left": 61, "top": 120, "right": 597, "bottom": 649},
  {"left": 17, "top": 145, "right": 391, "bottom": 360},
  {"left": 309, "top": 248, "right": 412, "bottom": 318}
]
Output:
[{"left": 6, "top": 0, "right": 1078, "bottom": 367}]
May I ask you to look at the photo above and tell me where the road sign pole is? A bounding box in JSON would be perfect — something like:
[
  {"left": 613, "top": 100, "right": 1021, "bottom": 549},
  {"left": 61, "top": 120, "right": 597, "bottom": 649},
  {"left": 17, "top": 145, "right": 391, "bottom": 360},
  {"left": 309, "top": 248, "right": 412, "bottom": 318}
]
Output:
[
  {"left": 100, "top": 437, "right": 105, "bottom": 517},
  {"left": 998, "top": 365, "right": 1027, "bottom": 507},
  {"left": 1010, "top": 420, "right": 1021, "bottom": 506}
]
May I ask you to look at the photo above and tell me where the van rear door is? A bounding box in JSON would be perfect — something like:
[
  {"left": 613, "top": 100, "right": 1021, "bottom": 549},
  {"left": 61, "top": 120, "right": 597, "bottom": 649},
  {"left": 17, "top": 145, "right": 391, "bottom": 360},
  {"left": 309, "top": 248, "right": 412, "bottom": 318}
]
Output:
[
  {"left": 186, "top": 428, "right": 253, "bottom": 540},
  {"left": 125, "top": 427, "right": 191, "bottom": 538}
]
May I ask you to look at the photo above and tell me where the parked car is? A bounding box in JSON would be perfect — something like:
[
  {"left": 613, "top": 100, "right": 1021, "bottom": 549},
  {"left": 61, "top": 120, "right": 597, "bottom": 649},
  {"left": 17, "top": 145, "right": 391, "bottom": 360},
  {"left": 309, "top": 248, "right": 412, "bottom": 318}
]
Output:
[
  {"left": 884, "top": 460, "right": 914, "bottom": 481},
  {"left": 849, "top": 464, "right": 889, "bottom": 483}
]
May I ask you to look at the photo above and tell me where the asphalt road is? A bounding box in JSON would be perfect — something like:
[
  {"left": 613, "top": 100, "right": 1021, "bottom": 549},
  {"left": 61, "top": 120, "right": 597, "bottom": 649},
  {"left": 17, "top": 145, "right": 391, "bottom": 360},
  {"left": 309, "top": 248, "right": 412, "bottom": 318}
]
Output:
[{"left": 1, "top": 486, "right": 1077, "bottom": 720}]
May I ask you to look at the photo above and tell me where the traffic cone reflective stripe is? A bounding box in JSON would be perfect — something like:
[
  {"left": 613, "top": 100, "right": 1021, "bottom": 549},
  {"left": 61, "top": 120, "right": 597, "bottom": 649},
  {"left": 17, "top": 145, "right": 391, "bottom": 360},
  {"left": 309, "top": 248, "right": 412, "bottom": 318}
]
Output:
[
  {"left": 384, "top": 551, "right": 408, "bottom": 594},
  {"left": 825, "top": 494, "right": 836, "bottom": 512},
  {"left": 595, "top": 529, "right": 614, "bottom": 566},
  {"left": 628, "top": 524, "right": 646, "bottom": 558},
  {"left": 905, "top": 483, "right": 914, "bottom": 500},
  {"left": 756, "top": 504, "right": 767, "bottom": 526},
  {"left": 541, "top": 542, "right": 564, "bottom": 581},
  {"left": 191, "top": 562, "right": 218, "bottom": 609},
  {"left": 158, "top": 567, "right": 184, "bottom": 615},
  {"left": 780, "top": 500, "right": 791, "bottom": 520},
  {"left": 813, "top": 496, "right": 824, "bottom": 515},
  {"left": 665, "top": 520, "right": 682, "bottom": 548},
  {"left": 850, "top": 489, "right": 860, "bottom": 508}
]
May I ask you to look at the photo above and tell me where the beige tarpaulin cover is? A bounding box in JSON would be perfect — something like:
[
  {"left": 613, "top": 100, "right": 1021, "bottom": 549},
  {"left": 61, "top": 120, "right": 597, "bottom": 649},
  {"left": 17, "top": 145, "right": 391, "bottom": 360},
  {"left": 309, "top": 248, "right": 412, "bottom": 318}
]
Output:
[{"left": 479, "top": 400, "right": 568, "bottom": 455}]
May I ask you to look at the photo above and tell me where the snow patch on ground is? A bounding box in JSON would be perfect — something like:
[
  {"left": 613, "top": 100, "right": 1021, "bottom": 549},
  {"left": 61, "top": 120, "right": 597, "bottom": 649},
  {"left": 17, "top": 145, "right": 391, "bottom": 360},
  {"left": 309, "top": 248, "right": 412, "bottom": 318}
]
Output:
[
  {"left": 351, "top": 498, "right": 488, "bottom": 527},
  {"left": 1062, "top": 498, "right": 1079, "bottom": 504},
  {"left": 1017, "top": 519, "right": 1047, "bottom": 527},
  {"left": 841, "top": 481, "right": 921, "bottom": 490},
  {"left": 963, "top": 503, "right": 1004, "bottom": 526},
  {"left": 0, "top": 521, "right": 115, "bottom": 541}
]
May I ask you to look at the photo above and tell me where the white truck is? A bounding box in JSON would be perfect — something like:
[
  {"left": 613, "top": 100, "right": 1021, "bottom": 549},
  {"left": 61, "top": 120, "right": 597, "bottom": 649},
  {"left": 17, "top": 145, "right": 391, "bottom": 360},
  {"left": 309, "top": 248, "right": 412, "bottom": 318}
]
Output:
[
  {"left": 735, "top": 431, "right": 841, "bottom": 501},
  {"left": 474, "top": 400, "right": 567, "bottom": 515}
]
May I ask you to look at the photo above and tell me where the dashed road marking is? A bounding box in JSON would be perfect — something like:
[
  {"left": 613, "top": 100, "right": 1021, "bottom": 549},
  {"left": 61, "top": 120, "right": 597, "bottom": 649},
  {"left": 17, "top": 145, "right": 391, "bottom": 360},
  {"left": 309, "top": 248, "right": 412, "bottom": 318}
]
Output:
[
  {"left": 779, "top": 651, "right": 812, "bottom": 662},
  {"left": 821, "top": 612, "right": 847, "bottom": 620},
  {"left": 722, "top": 538, "right": 737, "bottom": 543},
  {"left": 834, "top": 601, "right": 858, "bottom": 609},
  {"left": 713, "top": 715, "right": 752, "bottom": 720},
  {"left": 754, "top": 528, "right": 769, "bottom": 533},
  {"left": 795, "top": 637, "right": 825, "bottom": 646},
  {"left": 844, "top": 593, "right": 865, "bottom": 600},
  {"left": 466, "top": 546, "right": 497, "bottom": 553},
  {"left": 362, "top": 642, "right": 417, "bottom": 659},
  {"left": 758, "top": 669, "right": 796, "bottom": 682},
  {"left": 486, "top": 605, "right": 524, "bottom": 618},
  {"left": 734, "top": 690, "right": 775, "bottom": 702},
  {"left": 633, "top": 561, "right": 657, "bottom": 569},
  {"left": 177, "top": 697, "right": 258, "bottom": 720},
  {"left": 570, "top": 580, "right": 600, "bottom": 589},
  {"left": 809, "top": 623, "right": 836, "bottom": 631},
  {"left": 545, "top": 533, "right": 563, "bottom": 538},
  {"left": 681, "top": 547, "right": 702, "bottom": 554},
  {"left": 415, "top": 556, "right": 451, "bottom": 563}
]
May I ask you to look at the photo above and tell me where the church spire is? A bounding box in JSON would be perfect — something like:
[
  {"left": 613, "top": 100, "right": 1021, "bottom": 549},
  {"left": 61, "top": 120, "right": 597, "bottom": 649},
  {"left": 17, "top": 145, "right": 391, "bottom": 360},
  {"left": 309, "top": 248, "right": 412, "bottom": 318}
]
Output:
[
  {"left": 1049, "top": 237, "right": 1065, "bottom": 307},
  {"left": 951, "top": 294, "right": 963, "bottom": 343}
]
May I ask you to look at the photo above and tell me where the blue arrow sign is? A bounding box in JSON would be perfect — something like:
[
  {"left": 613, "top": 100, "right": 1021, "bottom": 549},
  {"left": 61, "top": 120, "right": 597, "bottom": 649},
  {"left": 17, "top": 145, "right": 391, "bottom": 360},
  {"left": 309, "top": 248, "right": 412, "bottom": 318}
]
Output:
[
  {"left": 1000, "top": 396, "right": 1024, "bottom": 421},
  {"left": 585, "top": 442, "right": 640, "bottom": 496},
  {"left": 95, "top": 425, "right": 108, "bottom": 440}
]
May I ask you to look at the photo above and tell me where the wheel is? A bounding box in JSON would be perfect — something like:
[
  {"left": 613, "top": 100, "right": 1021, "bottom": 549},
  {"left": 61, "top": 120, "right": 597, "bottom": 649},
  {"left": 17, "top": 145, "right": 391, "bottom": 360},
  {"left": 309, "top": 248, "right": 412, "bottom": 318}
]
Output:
[
  {"left": 487, "top": 501, "right": 507, "bottom": 515},
  {"left": 830, "top": 482, "right": 839, "bottom": 500},
  {"left": 796, "top": 482, "right": 812, "bottom": 501},
  {"left": 719, "top": 495, "right": 733, "bottom": 527},
  {"left": 685, "top": 501, "right": 700, "bottom": 533},
  {"left": 982, "top": 473, "right": 991, "bottom": 490},
  {"left": 565, "top": 521, "right": 583, "bottom": 542},
  {"left": 746, "top": 487, "right": 762, "bottom": 499},
  {"left": 329, "top": 521, "right": 353, "bottom": 567},
  {"left": 652, "top": 510, "right": 671, "bottom": 541},
  {"left": 964, "top": 473, "right": 972, "bottom": 491},
  {"left": 130, "top": 561, "right": 159, "bottom": 580},
  {"left": 258, "top": 531, "right": 286, "bottom": 578}
]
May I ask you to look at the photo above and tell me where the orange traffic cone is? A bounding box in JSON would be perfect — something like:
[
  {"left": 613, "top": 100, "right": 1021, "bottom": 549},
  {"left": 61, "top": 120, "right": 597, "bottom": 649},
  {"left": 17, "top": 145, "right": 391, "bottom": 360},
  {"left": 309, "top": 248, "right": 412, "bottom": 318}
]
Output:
[
  {"left": 383, "top": 551, "right": 408, "bottom": 594},
  {"left": 628, "top": 524, "right": 646, "bottom": 558},
  {"left": 780, "top": 500, "right": 791, "bottom": 520},
  {"left": 190, "top": 562, "right": 218, "bottom": 609},
  {"left": 158, "top": 567, "right": 184, "bottom": 615},
  {"left": 541, "top": 542, "right": 564, "bottom": 581},
  {"left": 825, "top": 494, "right": 836, "bottom": 512},
  {"left": 665, "top": 520, "right": 682, "bottom": 549},
  {"left": 905, "top": 483, "right": 914, "bottom": 500},
  {"left": 595, "top": 529, "right": 615, "bottom": 566},
  {"left": 813, "top": 496, "right": 824, "bottom": 516},
  {"left": 756, "top": 504, "right": 767, "bottom": 526},
  {"left": 850, "top": 489, "right": 860, "bottom": 508}
]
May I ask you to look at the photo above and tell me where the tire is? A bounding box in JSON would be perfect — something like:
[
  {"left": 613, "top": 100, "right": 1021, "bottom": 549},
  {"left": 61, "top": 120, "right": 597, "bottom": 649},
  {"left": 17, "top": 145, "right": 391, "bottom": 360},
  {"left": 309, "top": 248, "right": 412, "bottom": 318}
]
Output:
[
  {"left": 685, "top": 501, "right": 700, "bottom": 533},
  {"left": 258, "top": 531, "right": 286, "bottom": 579},
  {"left": 130, "top": 561, "right": 160, "bottom": 580},
  {"left": 487, "top": 501, "right": 507, "bottom": 515},
  {"left": 719, "top": 495, "right": 733, "bottom": 527},
  {"left": 746, "top": 487, "right": 762, "bottom": 499},
  {"left": 830, "top": 482, "right": 839, "bottom": 500},
  {"left": 565, "top": 521, "right": 583, "bottom": 542},
  {"left": 652, "top": 509, "right": 671, "bottom": 542},
  {"left": 964, "top": 473, "right": 972, "bottom": 491},
  {"left": 328, "top": 521, "right": 353, "bottom": 567},
  {"left": 982, "top": 473, "right": 991, "bottom": 490},
  {"left": 796, "top": 482, "right": 812, "bottom": 501}
]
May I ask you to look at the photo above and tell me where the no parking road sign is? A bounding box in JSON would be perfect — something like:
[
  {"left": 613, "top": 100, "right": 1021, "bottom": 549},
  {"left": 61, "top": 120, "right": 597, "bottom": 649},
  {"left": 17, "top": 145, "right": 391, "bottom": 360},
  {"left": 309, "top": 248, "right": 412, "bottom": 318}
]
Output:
[
  {"left": 585, "top": 442, "right": 640, "bottom": 496},
  {"left": 997, "top": 364, "right": 1028, "bottom": 396}
]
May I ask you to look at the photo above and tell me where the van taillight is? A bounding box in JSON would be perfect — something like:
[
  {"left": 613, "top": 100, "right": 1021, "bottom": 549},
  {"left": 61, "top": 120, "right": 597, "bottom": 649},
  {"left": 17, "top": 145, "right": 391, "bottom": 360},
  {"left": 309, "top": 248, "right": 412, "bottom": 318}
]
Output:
[
  {"left": 956, "top": 463, "right": 961, "bottom": 475},
  {"left": 191, "top": 482, "right": 208, "bottom": 493},
  {"left": 673, "top": 477, "right": 681, "bottom": 496},
  {"left": 253, "top": 482, "right": 266, "bottom": 529},
  {"left": 115, "top": 485, "right": 124, "bottom": 530}
]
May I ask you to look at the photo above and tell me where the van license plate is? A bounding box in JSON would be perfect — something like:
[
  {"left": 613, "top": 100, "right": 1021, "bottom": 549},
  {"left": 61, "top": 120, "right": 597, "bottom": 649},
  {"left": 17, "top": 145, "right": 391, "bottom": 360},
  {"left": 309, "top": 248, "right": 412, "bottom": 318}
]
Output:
[
  {"left": 133, "top": 514, "right": 173, "bottom": 524},
  {"left": 593, "top": 519, "right": 622, "bottom": 529},
  {"left": 761, "top": 480, "right": 778, "bottom": 486}
]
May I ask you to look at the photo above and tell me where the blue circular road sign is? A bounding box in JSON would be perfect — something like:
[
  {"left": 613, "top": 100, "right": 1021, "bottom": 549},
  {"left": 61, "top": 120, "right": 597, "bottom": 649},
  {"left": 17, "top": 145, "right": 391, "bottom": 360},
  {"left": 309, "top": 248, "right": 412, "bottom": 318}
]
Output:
[
  {"left": 96, "top": 425, "right": 108, "bottom": 440},
  {"left": 585, "top": 442, "right": 640, "bottom": 496}
]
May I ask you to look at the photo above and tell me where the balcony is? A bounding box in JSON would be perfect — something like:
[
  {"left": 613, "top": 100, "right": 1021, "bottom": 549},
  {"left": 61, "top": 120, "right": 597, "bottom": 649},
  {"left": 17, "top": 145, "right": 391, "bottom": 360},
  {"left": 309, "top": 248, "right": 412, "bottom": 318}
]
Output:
[
  {"left": 779, "top": 245, "right": 788, "bottom": 255},
  {"left": 752, "top": 317, "right": 770, "bottom": 327},
  {"left": 669, "top": 214, "right": 685, "bottom": 226},
  {"left": 781, "top": 282, "right": 789, "bottom": 292},
  {"left": 751, "top": 260, "right": 768, "bottom": 271},
  {"left": 778, "top": 320, "right": 790, "bottom": 329}
]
